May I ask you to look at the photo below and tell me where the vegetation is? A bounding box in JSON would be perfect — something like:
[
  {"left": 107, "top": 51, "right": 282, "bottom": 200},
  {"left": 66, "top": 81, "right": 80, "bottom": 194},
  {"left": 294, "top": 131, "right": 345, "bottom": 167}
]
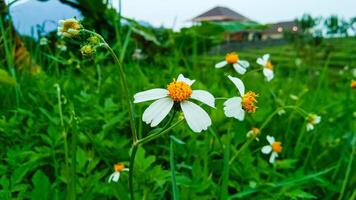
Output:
[{"left": 0, "top": 3, "right": 355, "bottom": 200}]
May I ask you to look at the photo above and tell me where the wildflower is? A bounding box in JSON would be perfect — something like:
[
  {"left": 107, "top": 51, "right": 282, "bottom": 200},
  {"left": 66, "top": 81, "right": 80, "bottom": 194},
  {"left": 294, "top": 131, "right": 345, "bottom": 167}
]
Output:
[
  {"left": 261, "top": 135, "right": 282, "bottom": 163},
  {"left": 80, "top": 44, "right": 95, "bottom": 57},
  {"left": 134, "top": 74, "right": 215, "bottom": 133},
  {"left": 88, "top": 36, "right": 101, "bottom": 45},
  {"left": 246, "top": 127, "right": 260, "bottom": 141},
  {"left": 132, "top": 48, "right": 145, "bottom": 60},
  {"left": 256, "top": 54, "right": 274, "bottom": 81},
  {"left": 57, "top": 18, "right": 81, "bottom": 38},
  {"left": 351, "top": 80, "right": 356, "bottom": 88},
  {"left": 223, "top": 76, "right": 258, "bottom": 121},
  {"left": 39, "top": 37, "right": 48, "bottom": 46},
  {"left": 56, "top": 41, "right": 67, "bottom": 51},
  {"left": 108, "top": 163, "right": 129, "bottom": 183},
  {"left": 215, "top": 52, "right": 250, "bottom": 74},
  {"left": 277, "top": 108, "right": 286, "bottom": 116},
  {"left": 306, "top": 114, "right": 321, "bottom": 131}
]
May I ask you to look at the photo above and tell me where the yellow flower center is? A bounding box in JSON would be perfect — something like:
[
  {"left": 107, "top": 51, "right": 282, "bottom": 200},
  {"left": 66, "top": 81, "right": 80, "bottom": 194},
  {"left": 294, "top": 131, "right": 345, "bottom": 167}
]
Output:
[
  {"left": 351, "top": 80, "right": 356, "bottom": 89},
  {"left": 271, "top": 141, "right": 282, "bottom": 153},
  {"left": 242, "top": 91, "right": 258, "bottom": 113},
  {"left": 225, "top": 52, "right": 239, "bottom": 64},
  {"left": 62, "top": 20, "right": 81, "bottom": 33},
  {"left": 265, "top": 61, "right": 273, "bottom": 70},
  {"left": 167, "top": 80, "right": 192, "bottom": 102},
  {"left": 114, "top": 163, "right": 125, "bottom": 172},
  {"left": 251, "top": 127, "right": 260, "bottom": 136}
]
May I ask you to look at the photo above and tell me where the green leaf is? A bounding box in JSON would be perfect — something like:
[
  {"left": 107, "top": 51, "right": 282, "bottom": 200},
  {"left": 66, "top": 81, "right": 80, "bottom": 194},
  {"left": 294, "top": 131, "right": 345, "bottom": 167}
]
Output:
[
  {"left": 285, "top": 189, "right": 317, "bottom": 199},
  {"left": 30, "top": 170, "right": 50, "bottom": 200},
  {"left": 0, "top": 69, "right": 16, "bottom": 85}
]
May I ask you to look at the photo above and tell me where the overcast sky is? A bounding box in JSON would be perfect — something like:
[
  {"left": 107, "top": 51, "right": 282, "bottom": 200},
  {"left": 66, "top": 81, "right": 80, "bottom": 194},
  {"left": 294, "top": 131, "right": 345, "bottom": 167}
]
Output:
[
  {"left": 8, "top": 0, "right": 356, "bottom": 35},
  {"left": 118, "top": 0, "right": 356, "bottom": 29}
]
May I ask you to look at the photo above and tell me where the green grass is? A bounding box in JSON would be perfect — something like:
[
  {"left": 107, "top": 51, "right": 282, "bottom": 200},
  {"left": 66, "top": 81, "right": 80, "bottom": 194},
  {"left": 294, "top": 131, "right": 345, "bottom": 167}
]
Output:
[{"left": 0, "top": 25, "right": 355, "bottom": 200}]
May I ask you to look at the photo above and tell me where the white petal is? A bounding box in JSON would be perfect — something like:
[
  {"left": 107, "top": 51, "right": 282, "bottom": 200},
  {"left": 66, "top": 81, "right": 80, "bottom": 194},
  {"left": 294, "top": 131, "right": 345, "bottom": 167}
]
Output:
[
  {"left": 181, "top": 101, "right": 211, "bottom": 133},
  {"left": 228, "top": 75, "right": 245, "bottom": 95},
  {"left": 142, "top": 97, "right": 174, "bottom": 127},
  {"left": 256, "top": 57, "right": 267, "bottom": 66},
  {"left": 266, "top": 135, "right": 275, "bottom": 144},
  {"left": 306, "top": 123, "right": 314, "bottom": 131},
  {"left": 237, "top": 60, "right": 250, "bottom": 68},
  {"left": 315, "top": 116, "right": 321, "bottom": 124},
  {"left": 58, "top": 20, "right": 65, "bottom": 26},
  {"left": 177, "top": 74, "right": 195, "bottom": 86},
  {"left": 263, "top": 68, "right": 274, "bottom": 82},
  {"left": 233, "top": 63, "right": 246, "bottom": 74},
  {"left": 215, "top": 61, "right": 228, "bottom": 68},
  {"left": 263, "top": 54, "right": 270, "bottom": 61},
  {"left": 108, "top": 172, "right": 120, "bottom": 183},
  {"left": 190, "top": 90, "right": 215, "bottom": 108},
  {"left": 134, "top": 88, "right": 168, "bottom": 103},
  {"left": 269, "top": 152, "right": 278, "bottom": 163},
  {"left": 261, "top": 145, "right": 272, "bottom": 154},
  {"left": 223, "top": 97, "right": 245, "bottom": 121}
]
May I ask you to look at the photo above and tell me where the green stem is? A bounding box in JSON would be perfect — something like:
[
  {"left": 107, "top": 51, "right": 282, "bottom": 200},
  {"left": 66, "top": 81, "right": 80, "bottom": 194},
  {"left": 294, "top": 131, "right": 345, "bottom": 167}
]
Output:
[
  {"left": 137, "top": 119, "right": 183, "bottom": 146},
  {"left": 170, "top": 139, "right": 179, "bottom": 200},
  {"left": 129, "top": 145, "right": 138, "bottom": 200},
  {"left": 129, "top": 111, "right": 179, "bottom": 199},
  {"left": 337, "top": 147, "right": 355, "bottom": 200},
  {"left": 70, "top": 112, "right": 78, "bottom": 200},
  {"left": 229, "top": 137, "right": 254, "bottom": 165},
  {"left": 81, "top": 29, "right": 138, "bottom": 144}
]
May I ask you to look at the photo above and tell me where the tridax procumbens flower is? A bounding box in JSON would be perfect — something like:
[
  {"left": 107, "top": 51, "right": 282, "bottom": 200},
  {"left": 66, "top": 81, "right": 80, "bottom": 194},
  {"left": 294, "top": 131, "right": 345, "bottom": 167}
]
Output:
[
  {"left": 257, "top": 54, "right": 274, "bottom": 81},
  {"left": 223, "top": 76, "right": 258, "bottom": 121},
  {"left": 246, "top": 127, "right": 260, "bottom": 141},
  {"left": 134, "top": 74, "right": 215, "bottom": 133},
  {"left": 108, "top": 163, "right": 129, "bottom": 183},
  {"left": 261, "top": 135, "right": 282, "bottom": 163},
  {"left": 215, "top": 52, "right": 250, "bottom": 74},
  {"left": 306, "top": 114, "right": 321, "bottom": 132},
  {"left": 39, "top": 37, "right": 48, "bottom": 46},
  {"left": 57, "top": 18, "right": 81, "bottom": 38},
  {"left": 351, "top": 80, "right": 356, "bottom": 88}
]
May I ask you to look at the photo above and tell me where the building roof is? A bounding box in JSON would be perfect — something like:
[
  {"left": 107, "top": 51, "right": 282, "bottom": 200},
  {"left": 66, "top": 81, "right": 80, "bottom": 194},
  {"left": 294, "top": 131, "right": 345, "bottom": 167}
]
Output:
[
  {"left": 263, "top": 21, "right": 299, "bottom": 34},
  {"left": 192, "top": 6, "right": 250, "bottom": 22}
]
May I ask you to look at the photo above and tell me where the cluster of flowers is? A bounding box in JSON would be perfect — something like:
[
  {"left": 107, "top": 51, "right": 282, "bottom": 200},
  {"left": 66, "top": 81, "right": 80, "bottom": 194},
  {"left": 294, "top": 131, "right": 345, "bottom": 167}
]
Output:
[{"left": 56, "top": 18, "right": 322, "bottom": 183}]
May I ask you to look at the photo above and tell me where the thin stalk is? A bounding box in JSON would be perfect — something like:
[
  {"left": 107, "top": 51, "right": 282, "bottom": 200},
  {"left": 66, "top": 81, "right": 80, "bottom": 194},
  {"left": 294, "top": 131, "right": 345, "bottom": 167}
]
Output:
[
  {"left": 170, "top": 139, "right": 179, "bottom": 200},
  {"left": 54, "top": 84, "right": 71, "bottom": 197},
  {"left": 81, "top": 29, "right": 138, "bottom": 143},
  {"left": 137, "top": 119, "right": 183, "bottom": 146},
  {"left": 337, "top": 147, "right": 355, "bottom": 200},
  {"left": 70, "top": 112, "right": 78, "bottom": 200},
  {"left": 129, "top": 111, "right": 179, "bottom": 199},
  {"left": 229, "top": 137, "right": 254, "bottom": 165},
  {"left": 129, "top": 145, "right": 138, "bottom": 200}
]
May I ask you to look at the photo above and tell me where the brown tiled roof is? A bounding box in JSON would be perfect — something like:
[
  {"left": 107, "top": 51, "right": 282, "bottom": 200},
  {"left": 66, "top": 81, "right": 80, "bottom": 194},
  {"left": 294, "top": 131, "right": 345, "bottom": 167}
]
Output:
[
  {"left": 263, "top": 21, "right": 298, "bottom": 34},
  {"left": 192, "top": 6, "right": 250, "bottom": 22}
]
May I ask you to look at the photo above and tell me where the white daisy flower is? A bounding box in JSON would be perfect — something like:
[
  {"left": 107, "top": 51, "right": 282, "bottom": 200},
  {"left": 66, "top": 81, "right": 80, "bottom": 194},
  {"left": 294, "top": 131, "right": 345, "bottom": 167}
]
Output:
[
  {"left": 246, "top": 127, "right": 260, "bottom": 141},
  {"left": 108, "top": 163, "right": 129, "bottom": 183},
  {"left": 306, "top": 114, "right": 321, "bottom": 132},
  {"left": 39, "top": 37, "right": 48, "bottom": 46},
  {"left": 215, "top": 52, "right": 250, "bottom": 74},
  {"left": 134, "top": 74, "right": 215, "bottom": 133},
  {"left": 256, "top": 54, "right": 274, "bottom": 82},
  {"left": 261, "top": 135, "right": 282, "bottom": 163},
  {"left": 57, "top": 18, "right": 81, "bottom": 38},
  {"left": 223, "top": 76, "right": 258, "bottom": 121}
]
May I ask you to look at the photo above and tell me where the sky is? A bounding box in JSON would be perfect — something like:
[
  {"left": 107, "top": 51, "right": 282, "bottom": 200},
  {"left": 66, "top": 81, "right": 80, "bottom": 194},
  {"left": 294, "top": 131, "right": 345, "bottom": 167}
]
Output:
[{"left": 7, "top": 0, "right": 356, "bottom": 35}]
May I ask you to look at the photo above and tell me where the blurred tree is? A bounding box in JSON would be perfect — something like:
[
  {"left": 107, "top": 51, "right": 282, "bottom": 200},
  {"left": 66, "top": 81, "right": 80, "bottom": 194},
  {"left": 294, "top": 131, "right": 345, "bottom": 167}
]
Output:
[{"left": 324, "top": 15, "right": 349, "bottom": 37}]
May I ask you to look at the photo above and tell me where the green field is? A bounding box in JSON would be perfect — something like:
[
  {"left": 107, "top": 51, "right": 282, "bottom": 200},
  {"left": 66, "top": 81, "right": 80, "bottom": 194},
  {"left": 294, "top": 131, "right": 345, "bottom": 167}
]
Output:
[{"left": 0, "top": 20, "right": 355, "bottom": 200}]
